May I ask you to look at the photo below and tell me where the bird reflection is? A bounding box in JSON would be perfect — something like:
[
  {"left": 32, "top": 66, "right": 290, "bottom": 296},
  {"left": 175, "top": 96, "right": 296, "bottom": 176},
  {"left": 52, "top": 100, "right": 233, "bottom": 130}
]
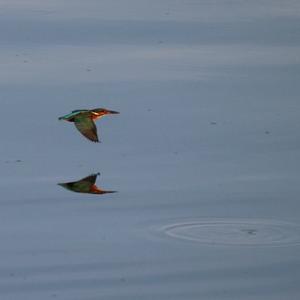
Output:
[{"left": 58, "top": 173, "right": 116, "bottom": 195}]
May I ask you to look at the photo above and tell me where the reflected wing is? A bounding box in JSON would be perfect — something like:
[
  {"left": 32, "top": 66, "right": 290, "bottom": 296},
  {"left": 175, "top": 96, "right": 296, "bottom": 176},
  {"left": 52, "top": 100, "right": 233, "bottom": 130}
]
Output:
[
  {"left": 79, "top": 173, "right": 99, "bottom": 185},
  {"left": 71, "top": 180, "right": 92, "bottom": 192},
  {"left": 74, "top": 116, "right": 99, "bottom": 142},
  {"left": 58, "top": 174, "right": 99, "bottom": 193},
  {"left": 59, "top": 181, "right": 91, "bottom": 193}
]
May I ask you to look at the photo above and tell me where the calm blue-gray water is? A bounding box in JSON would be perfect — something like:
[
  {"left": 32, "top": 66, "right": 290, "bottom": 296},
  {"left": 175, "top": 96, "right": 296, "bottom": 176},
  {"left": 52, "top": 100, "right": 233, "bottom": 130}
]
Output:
[{"left": 0, "top": 0, "right": 300, "bottom": 299}]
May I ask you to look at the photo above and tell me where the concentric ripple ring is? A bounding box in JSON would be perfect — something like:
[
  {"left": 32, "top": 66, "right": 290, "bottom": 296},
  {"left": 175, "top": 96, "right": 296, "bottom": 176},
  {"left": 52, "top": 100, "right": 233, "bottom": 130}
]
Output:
[{"left": 161, "top": 219, "right": 300, "bottom": 247}]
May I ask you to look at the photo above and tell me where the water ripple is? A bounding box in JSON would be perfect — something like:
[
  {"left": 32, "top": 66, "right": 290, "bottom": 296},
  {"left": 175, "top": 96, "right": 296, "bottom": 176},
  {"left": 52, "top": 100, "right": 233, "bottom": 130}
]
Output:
[{"left": 160, "top": 218, "right": 300, "bottom": 247}]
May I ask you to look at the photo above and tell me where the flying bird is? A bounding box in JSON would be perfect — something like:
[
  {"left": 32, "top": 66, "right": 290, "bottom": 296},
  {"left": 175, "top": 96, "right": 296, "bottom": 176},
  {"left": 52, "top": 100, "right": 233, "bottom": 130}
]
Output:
[
  {"left": 58, "top": 173, "right": 116, "bottom": 195},
  {"left": 59, "top": 108, "right": 119, "bottom": 142}
]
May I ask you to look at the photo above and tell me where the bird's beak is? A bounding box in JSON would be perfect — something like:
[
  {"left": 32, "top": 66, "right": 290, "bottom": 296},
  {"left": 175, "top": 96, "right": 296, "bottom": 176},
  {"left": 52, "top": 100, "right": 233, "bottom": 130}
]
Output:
[{"left": 106, "top": 110, "right": 119, "bottom": 114}]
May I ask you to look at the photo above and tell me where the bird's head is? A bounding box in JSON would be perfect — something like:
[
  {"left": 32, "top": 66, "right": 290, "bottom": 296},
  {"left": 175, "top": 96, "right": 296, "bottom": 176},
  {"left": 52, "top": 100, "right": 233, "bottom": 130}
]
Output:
[{"left": 92, "top": 108, "right": 119, "bottom": 118}]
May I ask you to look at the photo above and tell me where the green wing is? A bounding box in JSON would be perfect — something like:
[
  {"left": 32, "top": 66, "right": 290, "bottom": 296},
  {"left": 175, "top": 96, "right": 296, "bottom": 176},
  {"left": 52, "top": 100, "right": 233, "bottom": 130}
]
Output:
[
  {"left": 72, "top": 109, "right": 89, "bottom": 113},
  {"left": 74, "top": 116, "right": 99, "bottom": 142},
  {"left": 58, "top": 110, "right": 81, "bottom": 121}
]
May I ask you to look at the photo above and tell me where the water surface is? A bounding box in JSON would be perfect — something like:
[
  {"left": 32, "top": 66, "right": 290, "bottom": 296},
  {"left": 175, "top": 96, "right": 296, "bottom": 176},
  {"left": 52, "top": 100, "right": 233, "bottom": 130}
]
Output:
[{"left": 0, "top": 0, "right": 300, "bottom": 299}]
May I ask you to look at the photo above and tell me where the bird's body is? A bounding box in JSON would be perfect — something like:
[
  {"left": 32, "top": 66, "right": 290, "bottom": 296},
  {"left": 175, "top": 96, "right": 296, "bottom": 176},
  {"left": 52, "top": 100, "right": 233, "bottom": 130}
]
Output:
[
  {"left": 59, "top": 108, "right": 119, "bottom": 142},
  {"left": 58, "top": 173, "right": 116, "bottom": 195}
]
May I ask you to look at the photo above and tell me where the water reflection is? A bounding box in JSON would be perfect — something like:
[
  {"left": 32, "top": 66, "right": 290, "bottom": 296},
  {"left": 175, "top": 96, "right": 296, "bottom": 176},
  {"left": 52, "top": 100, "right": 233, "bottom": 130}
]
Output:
[{"left": 58, "top": 173, "right": 116, "bottom": 195}]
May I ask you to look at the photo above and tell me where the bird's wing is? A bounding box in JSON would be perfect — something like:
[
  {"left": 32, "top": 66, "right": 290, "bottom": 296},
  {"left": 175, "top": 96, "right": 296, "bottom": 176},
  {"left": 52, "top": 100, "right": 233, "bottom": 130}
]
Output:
[
  {"left": 74, "top": 116, "right": 99, "bottom": 142},
  {"left": 72, "top": 109, "right": 89, "bottom": 113},
  {"left": 59, "top": 110, "right": 81, "bottom": 121}
]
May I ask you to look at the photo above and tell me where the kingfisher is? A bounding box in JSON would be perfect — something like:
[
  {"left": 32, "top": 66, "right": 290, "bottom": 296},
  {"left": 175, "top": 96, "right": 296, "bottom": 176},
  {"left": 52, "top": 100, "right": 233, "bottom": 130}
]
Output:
[
  {"left": 58, "top": 173, "right": 116, "bottom": 195},
  {"left": 59, "top": 108, "right": 119, "bottom": 142}
]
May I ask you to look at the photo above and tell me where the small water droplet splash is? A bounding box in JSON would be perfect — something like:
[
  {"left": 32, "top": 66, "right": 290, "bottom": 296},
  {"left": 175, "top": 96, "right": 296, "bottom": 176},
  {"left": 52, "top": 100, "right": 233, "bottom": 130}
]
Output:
[{"left": 160, "top": 219, "right": 300, "bottom": 247}]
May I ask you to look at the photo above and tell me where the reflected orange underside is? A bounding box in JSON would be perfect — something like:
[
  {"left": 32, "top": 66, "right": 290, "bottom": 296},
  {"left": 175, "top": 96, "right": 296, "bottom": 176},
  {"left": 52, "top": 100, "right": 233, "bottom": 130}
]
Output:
[{"left": 90, "top": 184, "right": 103, "bottom": 194}]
